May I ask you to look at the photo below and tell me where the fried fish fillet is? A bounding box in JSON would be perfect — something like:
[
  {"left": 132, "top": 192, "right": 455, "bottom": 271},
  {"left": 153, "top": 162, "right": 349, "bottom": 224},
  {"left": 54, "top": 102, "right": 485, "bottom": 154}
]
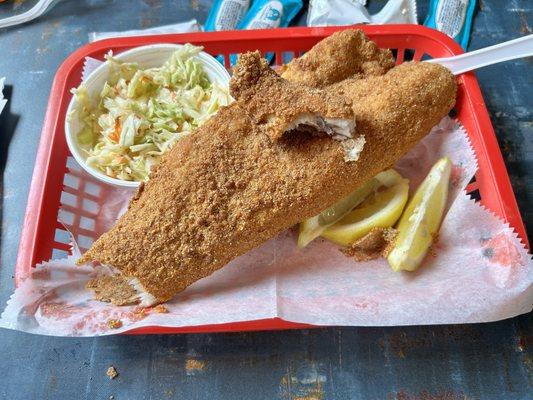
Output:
[
  {"left": 79, "top": 58, "right": 456, "bottom": 305},
  {"left": 280, "top": 29, "right": 395, "bottom": 88},
  {"left": 328, "top": 61, "right": 457, "bottom": 159},
  {"left": 231, "top": 51, "right": 356, "bottom": 143}
]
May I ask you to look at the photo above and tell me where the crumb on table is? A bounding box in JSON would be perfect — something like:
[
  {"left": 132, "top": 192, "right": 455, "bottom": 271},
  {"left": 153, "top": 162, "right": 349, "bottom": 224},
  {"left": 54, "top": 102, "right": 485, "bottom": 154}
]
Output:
[
  {"left": 106, "top": 366, "right": 119, "bottom": 380},
  {"left": 185, "top": 359, "right": 206, "bottom": 372}
]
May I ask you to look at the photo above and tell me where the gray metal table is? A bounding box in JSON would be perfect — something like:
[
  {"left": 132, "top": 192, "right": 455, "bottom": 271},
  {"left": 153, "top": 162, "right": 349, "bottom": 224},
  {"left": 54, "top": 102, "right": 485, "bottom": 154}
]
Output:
[{"left": 0, "top": 1, "right": 531, "bottom": 399}]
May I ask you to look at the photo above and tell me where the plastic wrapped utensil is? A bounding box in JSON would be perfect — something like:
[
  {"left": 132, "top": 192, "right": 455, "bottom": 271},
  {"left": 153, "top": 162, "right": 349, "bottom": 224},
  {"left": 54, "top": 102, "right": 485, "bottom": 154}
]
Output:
[
  {"left": 0, "top": 0, "right": 61, "bottom": 29},
  {"left": 424, "top": 0, "right": 477, "bottom": 50},
  {"left": 307, "top": 0, "right": 417, "bottom": 27},
  {"left": 205, "top": 0, "right": 251, "bottom": 31}
]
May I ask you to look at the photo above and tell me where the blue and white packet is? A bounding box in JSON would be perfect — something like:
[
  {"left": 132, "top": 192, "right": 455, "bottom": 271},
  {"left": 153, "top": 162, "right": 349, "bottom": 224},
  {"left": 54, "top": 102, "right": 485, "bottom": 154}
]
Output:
[
  {"left": 205, "top": 0, "right": 252, "bottom": 31},
  {"left": 229, "top": 0, "right": 303, "bottom": 65},
  {"left": 238, "top": 0, "right": 302, "bottom": 30},
  {"left": 424, "top": 0, "right": 477, "bottom": 50}
]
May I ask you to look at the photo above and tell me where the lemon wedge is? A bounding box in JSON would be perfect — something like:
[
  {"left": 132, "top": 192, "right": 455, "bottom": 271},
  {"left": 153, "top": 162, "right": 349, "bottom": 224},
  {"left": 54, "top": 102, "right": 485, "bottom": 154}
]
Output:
[
  {"left": 297, "top": 176, "right": 381, "bottom": 248},
  {"left": 387, "top": 156, "right": 451, "bottom": 272},
  {"left": 322, "top": 170, "right": 409, "bottom": 246}
]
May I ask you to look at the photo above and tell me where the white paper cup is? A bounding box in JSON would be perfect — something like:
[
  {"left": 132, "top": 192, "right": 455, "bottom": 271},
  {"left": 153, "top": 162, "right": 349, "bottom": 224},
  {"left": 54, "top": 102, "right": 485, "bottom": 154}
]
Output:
[{"left": 65, "top": 44, "right": 231, "bottom": 188}]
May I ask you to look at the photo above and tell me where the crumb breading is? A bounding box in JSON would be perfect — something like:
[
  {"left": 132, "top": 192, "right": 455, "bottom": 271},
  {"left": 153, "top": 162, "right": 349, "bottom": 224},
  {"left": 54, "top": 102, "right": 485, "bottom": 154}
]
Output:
[
  {"left": 230, "top": 51, "right": 355, "bottom": 142},
  {"left": 106, "top": 319, "right": 123, "bottom": 329},
  {"left": 106, "top": 366, "right": 119, "bottom": 379},
  {"left": 86, "top": 275, "right": 140, "bottom": 306},
  {"left": 328, "top": 61, "right": 457, "bottom": 165},
  {"left": 78, "top": 58, "right": 456, "bottom": 304},
  {"left": 341, "top": 227, "right": 398, "bottom": 262},
  {"left": 280, "top": 29, "right": 395, "bottom": 88}
]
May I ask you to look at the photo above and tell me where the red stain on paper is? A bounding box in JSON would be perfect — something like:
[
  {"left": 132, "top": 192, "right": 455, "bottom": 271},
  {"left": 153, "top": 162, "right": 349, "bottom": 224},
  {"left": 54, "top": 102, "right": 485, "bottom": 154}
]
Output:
[
  {"left": 71, "top": 307, "right": 150, "bottom": 334},
  {"left": 40, "top": 302, "right": 84, "bottom": 319},
  {"left": 481, "top": 232, "right": 524, "bottom": 268}
]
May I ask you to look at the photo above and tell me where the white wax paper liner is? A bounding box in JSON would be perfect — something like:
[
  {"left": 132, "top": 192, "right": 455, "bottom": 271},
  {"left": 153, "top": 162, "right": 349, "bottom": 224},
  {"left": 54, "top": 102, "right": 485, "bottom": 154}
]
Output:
[
  {"left": 81, "top": 58, "right": 104, "bottom": 82},
  {"left": 2, "top": 118, "right": 530, "bottom": 337}
]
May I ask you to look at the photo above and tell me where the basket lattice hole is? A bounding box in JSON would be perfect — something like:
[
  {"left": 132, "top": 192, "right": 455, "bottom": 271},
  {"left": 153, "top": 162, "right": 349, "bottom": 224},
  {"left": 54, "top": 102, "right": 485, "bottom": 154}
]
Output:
[
  {"left": 468, "top": 188, "right": 481, "bottom": 202},
  {"left": 79, "top": 216, "right": 95, "bottom": 231},
  {"left": 389, "top": 49, "right": 396, "bottom": 64},
  {"left": 84, "top": 181, "right": 101, "bottom": 197},
  {"left": 77, "top": 234, "right": 94, "bottom": 250},
  {"left": 82, "top": 198, "right": 98, "bottom": 213},
  {"left": 216, "top": 54, "right": 229, "bottom": 69},
  {"left": 60, "top": 192, "right": 77, "bottom": 207},
  {"left": 66, "top": 157, "right": 81, "bottom": 170},
  {"left": 281, "top": 51, "right": 295, "bottom": 64},
  {"left": 466, "top": 176, "right": 481, "bottom": 202},
  {"left": 229, "top": 53, "right": 239, "bottom": 68},
  {"left": 401, "top": 49, "right": 416, "bottom": 62},
  {"left": 54, "top": 228, "right": 71, "bottom": 249},
  {"left": 262, "top": 51, "right": 275, "bottom": 65},
  {"left": 63, "top": 174, "right": 80, "bottom": 190},
  {"left": 448, "top": 107, "right": 458, "bottom": 119},
  {"left": 419, "top": 53, "right": 433, "bottom": 61},
  {"left": 58, "top": 210, "right": 75, "bottom": 226}
]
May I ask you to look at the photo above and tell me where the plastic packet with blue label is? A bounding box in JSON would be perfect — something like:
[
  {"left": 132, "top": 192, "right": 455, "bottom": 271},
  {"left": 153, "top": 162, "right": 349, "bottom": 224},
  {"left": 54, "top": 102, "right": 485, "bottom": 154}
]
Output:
[
  {"left": 205, "top": 0, "right": 252, "bottom": 31},
  {"left": 424, "top": 0, "right": 477, "bottom": 50},
  {"left": 308, "top": 0, "right": 417, "bottom": 26},
  {"left": 238, "top": 0, "right": 303, "bottom": 30},
  {"left": 227, "top": 0, "right": 303, "bottom": 65}
]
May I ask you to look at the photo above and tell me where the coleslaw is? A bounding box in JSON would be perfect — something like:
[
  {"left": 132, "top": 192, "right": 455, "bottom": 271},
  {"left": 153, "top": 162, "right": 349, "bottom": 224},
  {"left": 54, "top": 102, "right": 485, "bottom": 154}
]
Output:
[{"left": 70, "top": 44, "right": 232, "bottom": 182}]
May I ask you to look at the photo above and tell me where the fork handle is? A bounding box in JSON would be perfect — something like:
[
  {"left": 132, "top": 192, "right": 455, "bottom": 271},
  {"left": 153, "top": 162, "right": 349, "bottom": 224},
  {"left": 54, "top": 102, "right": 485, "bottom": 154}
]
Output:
[{"left": 427, "top": 34, "right": 533, "bottom": 75}]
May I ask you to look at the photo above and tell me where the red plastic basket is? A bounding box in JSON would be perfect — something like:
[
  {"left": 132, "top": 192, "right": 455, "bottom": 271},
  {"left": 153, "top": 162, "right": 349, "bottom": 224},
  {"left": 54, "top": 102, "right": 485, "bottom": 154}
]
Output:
[{"left": 16, "top": 25, "right": 528, "bottom": 334}]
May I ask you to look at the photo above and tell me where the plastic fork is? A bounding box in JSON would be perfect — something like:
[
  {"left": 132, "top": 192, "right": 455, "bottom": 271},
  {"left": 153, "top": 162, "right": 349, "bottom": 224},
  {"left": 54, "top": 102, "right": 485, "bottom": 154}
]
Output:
[{"left": 427, "top": 34, "right": 533, "bottom": 75}]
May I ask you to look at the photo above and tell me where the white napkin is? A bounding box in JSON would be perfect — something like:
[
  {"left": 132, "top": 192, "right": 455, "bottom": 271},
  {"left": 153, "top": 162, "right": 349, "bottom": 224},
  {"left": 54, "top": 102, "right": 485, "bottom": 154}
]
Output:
[{"left": 88, "top": 20, "right": 201, "bottom": 43}]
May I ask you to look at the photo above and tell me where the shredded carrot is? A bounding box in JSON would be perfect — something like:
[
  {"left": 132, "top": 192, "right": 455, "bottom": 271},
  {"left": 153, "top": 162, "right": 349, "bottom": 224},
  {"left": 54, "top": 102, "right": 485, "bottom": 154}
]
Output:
[{"left": 109, "top": 119, "right": 121, "bottom": 142}]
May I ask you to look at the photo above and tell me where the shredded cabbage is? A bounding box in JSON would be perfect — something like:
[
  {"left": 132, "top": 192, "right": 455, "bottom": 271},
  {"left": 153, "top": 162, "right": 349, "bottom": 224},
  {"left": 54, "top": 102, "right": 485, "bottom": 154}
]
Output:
[{"left": 70, "top": 44, "right": 231, "bottom": 182}]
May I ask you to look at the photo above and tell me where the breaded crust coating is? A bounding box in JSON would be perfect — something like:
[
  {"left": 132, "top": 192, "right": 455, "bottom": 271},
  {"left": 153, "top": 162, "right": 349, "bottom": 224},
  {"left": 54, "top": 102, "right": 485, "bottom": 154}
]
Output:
[
  {"left": 78, "top": 61, "right": 456, "bottom": 304},
  {"left": 280, "top": 29, "right": 395, "bottom": 88},
  {"left": 230, "top": 51, "right": 355, "bottom": 142},
  {"left": 329, "top": 62, "right": 457, "bottom": 156}
]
